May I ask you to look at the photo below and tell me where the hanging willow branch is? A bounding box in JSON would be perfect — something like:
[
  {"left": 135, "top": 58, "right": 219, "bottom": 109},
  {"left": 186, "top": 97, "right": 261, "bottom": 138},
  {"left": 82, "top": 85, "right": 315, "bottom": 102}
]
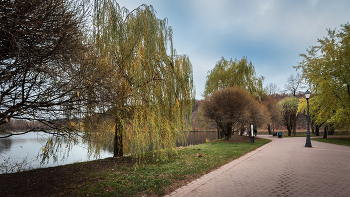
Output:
[{"left": 87, "top": 1, "right": 195, "bottom": 161}]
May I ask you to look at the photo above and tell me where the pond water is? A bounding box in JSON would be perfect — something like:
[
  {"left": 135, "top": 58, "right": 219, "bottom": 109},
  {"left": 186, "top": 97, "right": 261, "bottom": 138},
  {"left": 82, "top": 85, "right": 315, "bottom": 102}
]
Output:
[
  {"left": 0, "top": 131, "right": 217, "bottom": 174},
  {"left": 0, "top": 132, "right": 111, "bottom": 174},
  {"left": 178, "top": 131, "right": 218, "bottom": 147}
]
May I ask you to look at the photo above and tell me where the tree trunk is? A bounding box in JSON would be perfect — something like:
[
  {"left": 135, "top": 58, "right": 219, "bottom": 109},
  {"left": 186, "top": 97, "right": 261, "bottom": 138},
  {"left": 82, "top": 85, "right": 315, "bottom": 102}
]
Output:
[
  {"left": 292, "top": 116, "right": 297, "bottom": 136},
  {"left": 217, "top": 126, "right": 225, "bottom": 139},
  {"left": 315, "top": 124, "right": 320, "bottom": 136},
  {"left": 114, "top": 116, "right": 123, "bottom": 158},
  {"left": 287, "top": 125, "right": 292, "bottom": 136},
  {"left": 217, "top": 127, "right": 220, "bottom": 139},
  {"left": 328, "top": 124, "right": 335, "bottom": 135},
  {"left": 224, "top": 129, "right": 231, "bottom": 140},
  {"left": 224, "top": 126, "right": 231, "bottom": 140},
  {"left": 240, "top": 126, "right": 244, "bottom": 136},
  {"left": 311, "top": 121, "right": 315, "bottom": 134}
]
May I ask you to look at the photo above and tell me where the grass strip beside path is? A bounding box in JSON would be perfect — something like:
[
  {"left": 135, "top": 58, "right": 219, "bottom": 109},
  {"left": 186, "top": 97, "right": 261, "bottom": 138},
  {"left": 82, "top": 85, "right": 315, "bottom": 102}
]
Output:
[
  {"left": 66, "top": 137, "right": 270, "bottom": 196},
  {"left": 312, "top": 137, "right": 350, "bottom": 147}
]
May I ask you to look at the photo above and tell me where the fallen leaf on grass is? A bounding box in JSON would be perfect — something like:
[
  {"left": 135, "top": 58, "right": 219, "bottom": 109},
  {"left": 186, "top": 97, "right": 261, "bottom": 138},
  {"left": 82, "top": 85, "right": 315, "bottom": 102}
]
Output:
[{"left": 193, "top": 153, "right": 204, "bottom": 158}]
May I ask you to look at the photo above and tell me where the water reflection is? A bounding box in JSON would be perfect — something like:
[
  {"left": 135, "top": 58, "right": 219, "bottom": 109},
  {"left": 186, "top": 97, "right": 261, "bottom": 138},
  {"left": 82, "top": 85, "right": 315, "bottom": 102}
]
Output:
[
  {"left": 0, "top": 131, "right": 217, "bottom": 174},
  {"left": 0, "top": 138, "right": 12, "bottom": 153},
  {"left": 179, "top": 131, "right": 217, "bottom": 147},
  {"left": 0, "top": 132, "right": 111, "bottom": 174}
]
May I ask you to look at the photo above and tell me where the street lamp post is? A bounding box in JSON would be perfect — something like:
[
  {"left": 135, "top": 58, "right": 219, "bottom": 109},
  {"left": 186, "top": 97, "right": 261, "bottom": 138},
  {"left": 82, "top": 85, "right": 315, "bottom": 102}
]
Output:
[{"left": 305, "top": 90, "right": 312, "bottom": 147}]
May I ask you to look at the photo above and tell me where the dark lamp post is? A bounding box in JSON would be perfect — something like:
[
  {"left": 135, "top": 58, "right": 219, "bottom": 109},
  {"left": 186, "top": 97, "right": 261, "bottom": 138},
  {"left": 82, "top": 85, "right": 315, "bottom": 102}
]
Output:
[{"left": 305, "top": 90, "right": 312, "bottom": 147}]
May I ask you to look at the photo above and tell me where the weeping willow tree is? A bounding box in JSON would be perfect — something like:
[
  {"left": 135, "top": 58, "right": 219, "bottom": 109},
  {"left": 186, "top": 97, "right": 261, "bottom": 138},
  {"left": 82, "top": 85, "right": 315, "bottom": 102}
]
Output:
[
  {"left": 87, "top": 1, "right": 194, "bottom": 160},
  {"left": 279, "top": 96, "right": 299, "bottom": 136},
  {"left": 203, "top": 57, "right": 266, "bottom": 137},
  {"left": 204, "top": 57, "right": 265, "bottom": 98}
]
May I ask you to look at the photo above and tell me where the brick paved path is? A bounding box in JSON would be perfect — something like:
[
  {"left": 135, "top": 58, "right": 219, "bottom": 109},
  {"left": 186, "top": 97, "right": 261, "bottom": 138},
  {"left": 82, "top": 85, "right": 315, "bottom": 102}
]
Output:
[{"left": 166, "top": 135, "right": 350, "bottom": 197}]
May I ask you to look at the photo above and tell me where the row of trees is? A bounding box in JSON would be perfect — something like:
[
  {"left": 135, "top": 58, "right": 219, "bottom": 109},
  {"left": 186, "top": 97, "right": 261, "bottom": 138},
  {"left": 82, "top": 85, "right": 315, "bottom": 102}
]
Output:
[
  {"left": 192, "top": 92, "right": 316, "bottom": 136},
  {"left": 296, "top": 23, "right": 350, "bottom": 133},
  {"left": 195, "top": 55, "right": 328, "bottom": 137},
  {"left": 2, "top": 0, "right": 347, "bottom": 162},
  {"left": 197, "top": 57, "right": 281, "bottom": 139},
  {"left": 1, "top": 0, "right": 195, "bottom": 160}
]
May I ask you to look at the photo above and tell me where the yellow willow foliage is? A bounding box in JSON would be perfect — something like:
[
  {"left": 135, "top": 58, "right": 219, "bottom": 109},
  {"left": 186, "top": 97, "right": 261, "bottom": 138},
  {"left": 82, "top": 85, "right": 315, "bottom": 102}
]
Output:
[
  {"left": 204, "top": 57, "right": 265, "bottom": 98},
  {"left": 279, "top": 96, "right": 299, "bottom": 115},
  {"left": 90, "top": 1, "right": 194, "bottom": 160}
]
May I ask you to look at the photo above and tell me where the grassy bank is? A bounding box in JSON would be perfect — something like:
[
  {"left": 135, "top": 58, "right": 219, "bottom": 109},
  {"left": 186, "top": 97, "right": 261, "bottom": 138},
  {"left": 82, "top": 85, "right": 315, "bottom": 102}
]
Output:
[
  {"left": 0, "top": 136, "right": 270, "bottom": 196},
  {"left": 64, "top": 136, "right": 270, "bottom": 196},
  {"left": 312, "top": 137, "right": 350, "bottom": 147}
]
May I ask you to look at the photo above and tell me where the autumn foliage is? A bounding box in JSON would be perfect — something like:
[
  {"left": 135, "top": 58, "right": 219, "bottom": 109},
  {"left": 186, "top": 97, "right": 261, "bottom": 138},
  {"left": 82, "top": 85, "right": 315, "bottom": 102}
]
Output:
[
  {"left": 200, "top": 87, "right": 269, "bottom": 140},
  {"left": 296, "top": 23, "right": 350, "bottom": 130}
]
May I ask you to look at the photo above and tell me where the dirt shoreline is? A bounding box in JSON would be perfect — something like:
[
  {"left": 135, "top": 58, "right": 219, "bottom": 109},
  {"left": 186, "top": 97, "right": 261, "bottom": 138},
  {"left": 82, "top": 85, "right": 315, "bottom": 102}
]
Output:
[{"left": 0, "top": 157, "right": 135, "bottom": 196}]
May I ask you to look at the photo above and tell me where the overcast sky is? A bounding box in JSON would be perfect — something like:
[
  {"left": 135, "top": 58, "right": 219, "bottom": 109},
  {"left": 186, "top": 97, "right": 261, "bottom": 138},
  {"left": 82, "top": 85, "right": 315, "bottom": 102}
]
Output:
[{"left": 115, "top": 0, "right": 350, "bottom": 99}]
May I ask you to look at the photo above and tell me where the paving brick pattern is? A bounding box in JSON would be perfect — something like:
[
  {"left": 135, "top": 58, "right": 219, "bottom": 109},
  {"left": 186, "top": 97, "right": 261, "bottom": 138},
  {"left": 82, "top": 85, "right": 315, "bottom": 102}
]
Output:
[{"left": 166, "top": 136, "right": 350, "bottom": 197}]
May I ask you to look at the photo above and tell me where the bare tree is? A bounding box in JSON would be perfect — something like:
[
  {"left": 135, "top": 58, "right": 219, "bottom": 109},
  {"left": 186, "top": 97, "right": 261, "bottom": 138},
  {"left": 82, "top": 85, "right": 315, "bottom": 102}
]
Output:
[
  {"left": 285, "top": 73, "right": 304, "bottom": 96},
  {"left": 0, "top": 0, "right": 91, "bottom": 134},
  {"left": 261, "top": 94, "right": 281, "bottom": 135},
  {"left": 264, "top": 83, "right": 279, "bottom": 95},
  {"left": 283, "top": 73, "right": 304, "bottom": 135},
  {"left": 201, "top": 87, "right": 268, "bottom": 140}
]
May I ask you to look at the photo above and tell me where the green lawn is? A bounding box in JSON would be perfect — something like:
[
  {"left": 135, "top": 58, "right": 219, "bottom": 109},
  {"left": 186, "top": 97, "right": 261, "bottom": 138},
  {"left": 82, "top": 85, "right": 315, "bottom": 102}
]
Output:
[
  {"left": 63, "top": 137, "right": 270, "bottom": 196},
  {"left": 312, "top": 137, "right": 350, "bottom": 147}
]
